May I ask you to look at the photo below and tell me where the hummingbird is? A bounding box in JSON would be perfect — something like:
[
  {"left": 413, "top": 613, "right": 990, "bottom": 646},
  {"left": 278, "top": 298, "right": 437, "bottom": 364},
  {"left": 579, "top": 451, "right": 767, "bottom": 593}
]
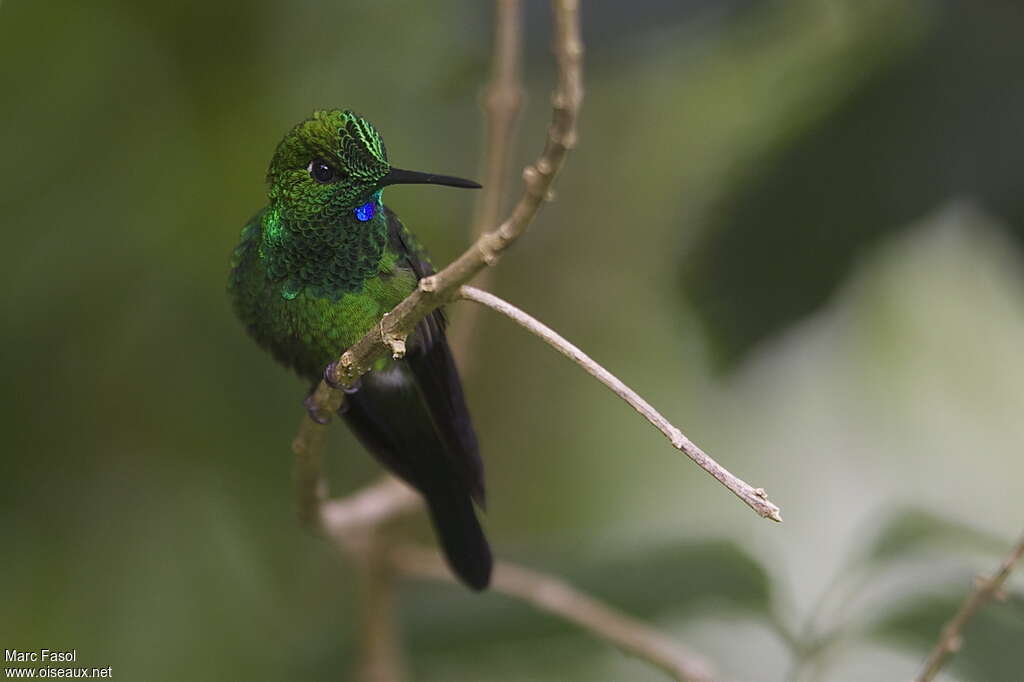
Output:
[{"left": 229, "top": 109, "right": 492, "bottom": 590}]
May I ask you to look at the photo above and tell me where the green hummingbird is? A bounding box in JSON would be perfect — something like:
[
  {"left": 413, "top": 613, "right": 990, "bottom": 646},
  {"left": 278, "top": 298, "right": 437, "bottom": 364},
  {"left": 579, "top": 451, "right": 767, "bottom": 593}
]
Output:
[{"left": 229, "top": 109, "right": 491, "bottom": 590}]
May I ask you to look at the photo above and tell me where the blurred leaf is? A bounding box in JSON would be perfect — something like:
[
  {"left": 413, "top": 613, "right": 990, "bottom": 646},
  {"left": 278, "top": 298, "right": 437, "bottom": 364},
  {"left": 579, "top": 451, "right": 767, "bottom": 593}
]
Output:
[
  {"left": 864, "top": 508, "right": 1010, "bottom": 565},
  {"left": 873, "top": 590, "right": 1024, "bottom": 682},
  {"left": 402, "top": 540, "right": 772, "bottom": 652},
  {"left": 682, "top": 0, "right": 1024, "bottom": 368},
  {"left": 576, "top": 539, "right": 773, "bottom": 617}
]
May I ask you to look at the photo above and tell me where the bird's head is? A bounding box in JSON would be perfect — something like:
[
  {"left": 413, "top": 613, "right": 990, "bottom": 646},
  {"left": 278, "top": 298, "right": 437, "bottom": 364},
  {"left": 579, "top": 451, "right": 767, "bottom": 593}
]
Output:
[{"left": 266, "top": 109, "right": 479, "bottom": 225}]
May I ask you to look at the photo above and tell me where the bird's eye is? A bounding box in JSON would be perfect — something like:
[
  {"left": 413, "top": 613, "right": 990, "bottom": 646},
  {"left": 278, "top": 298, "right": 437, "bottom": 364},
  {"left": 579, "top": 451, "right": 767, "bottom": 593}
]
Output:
[{"left": 308, "top": 159, "right": 337, "bottom": 184}]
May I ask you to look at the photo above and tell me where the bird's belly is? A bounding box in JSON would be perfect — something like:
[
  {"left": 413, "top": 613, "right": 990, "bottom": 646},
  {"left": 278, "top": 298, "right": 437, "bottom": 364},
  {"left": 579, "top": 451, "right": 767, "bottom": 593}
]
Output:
[{"left": 259, "top": 271, "right": 416, "bottom": 382}]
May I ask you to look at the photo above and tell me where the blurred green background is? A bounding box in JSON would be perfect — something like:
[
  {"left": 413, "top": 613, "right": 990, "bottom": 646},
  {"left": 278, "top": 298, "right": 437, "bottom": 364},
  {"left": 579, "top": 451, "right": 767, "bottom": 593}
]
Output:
[{"left": 3, "top": 0, "right": 1023, "bottom": 680}]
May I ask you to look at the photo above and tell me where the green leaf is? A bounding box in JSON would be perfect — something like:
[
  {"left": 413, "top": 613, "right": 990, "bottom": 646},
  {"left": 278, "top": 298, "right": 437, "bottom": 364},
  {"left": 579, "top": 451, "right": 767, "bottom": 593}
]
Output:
[
  {"left": 401, "top": 540, "right": 772, "bottom": 652},
  {"left": 681, "top": 1, "right": 1024, "bottom": 368},
  {"left": 574, "top": 539, "right": 773, "bottom": 618},
  {"left": 873, "top": 590, "right": 1024, "bottom": 682},
  {"left": 863, "top": 508, "right": 1009, "bottom": 565}
]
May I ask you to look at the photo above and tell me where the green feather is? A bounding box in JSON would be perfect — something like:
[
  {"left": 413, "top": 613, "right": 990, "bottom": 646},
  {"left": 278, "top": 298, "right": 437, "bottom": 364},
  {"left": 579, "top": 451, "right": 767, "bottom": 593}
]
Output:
[
  {"left": 228, "top": 109, "right": 492, "bottom": 590},
  {"left": 229, "top": 110, "right": 414, "bottom": 379}
]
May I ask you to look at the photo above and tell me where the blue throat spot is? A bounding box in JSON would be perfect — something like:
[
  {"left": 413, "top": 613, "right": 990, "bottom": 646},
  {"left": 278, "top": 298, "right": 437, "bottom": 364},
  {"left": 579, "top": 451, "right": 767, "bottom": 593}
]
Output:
[{"left": 354, "top": 200, "right": 376, "bottom": 222}]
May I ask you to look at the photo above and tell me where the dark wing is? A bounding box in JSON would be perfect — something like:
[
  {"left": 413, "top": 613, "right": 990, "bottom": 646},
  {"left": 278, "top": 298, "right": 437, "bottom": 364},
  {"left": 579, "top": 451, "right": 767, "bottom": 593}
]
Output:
[
  {"left": 338, "top": 208, "right": 490, "bottom": 589},
  {"left": 384, "top": 208, "right": 484, "bottom": 504}
]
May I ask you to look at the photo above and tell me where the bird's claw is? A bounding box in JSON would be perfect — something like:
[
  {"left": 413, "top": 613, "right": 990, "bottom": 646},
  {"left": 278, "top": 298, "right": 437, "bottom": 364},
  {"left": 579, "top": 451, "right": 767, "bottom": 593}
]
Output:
[
  {"left": 303, "top": 394, "right": 331, "bottom": 425},
  {"left": 323, "top": 361, "right": 343, "bottom": 389}
]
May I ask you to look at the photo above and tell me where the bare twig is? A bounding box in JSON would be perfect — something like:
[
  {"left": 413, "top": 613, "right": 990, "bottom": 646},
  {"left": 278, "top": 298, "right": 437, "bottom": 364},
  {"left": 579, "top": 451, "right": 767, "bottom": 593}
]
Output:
[
  {"left": 451, "top": 0, "right": 525, "bottom": 365},
  {"left": 475, "top": 0, "right": 524, "bottom": 238},
  {"left": 353, "top": 540, "right": 407, "bottom": 682},
  {"left": 320, "top": 475, "right": 421, "bottom": 547},
  {"left": 916, "top": 531, "right": 1024, "bottom": 682},
  {"left": 291, "top": 0, "right": 580, "bottom": 538},
  {"left": 291, "top": 412, "right": 329, "bottom": 532},
  {"left": 391, "top": 544, "right": 718, "bottom": 682},
  {"left": 290, "top": 6, "right": 581, "bottom": 680},
  {"left": 311, "top": 475, "right": 417, "bottom": 682},
  {"left": 301, "top": 0, "right": 582, "bottom": 413},
  {"left": 473, "top": 0, "right": 525, "bottom": 242},
  {"left": 457, "top": 285, "right": 783, "bottom": 522},
  {"left": 289, "top": 3, "right": 739, "bottom": 680}
]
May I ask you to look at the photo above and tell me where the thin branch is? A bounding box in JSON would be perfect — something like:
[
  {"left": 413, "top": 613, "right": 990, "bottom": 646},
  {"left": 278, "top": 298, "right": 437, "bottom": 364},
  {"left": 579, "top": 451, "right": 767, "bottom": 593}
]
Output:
[
  {"left": 353, "top": 541, "right": 407, "bottom": 682},
  {"left": 451, "top": 0, "right": 525, "bottom": 365},
  {"left": 320, "top": 475, "right": 420, "bottom": 544},
  {"left": 916, "top": 531, "right": 1024, "bottom": 682},
  {"left": 302, "top": 0, "right": 582, "bottom": 411},
  {"left": 457, "top": 285, "right": 783, "bottom": 522},
  {"left": 291, "top": 412, "right": 329, "bottom": 532},
  {"left": 391, "top": 544, "right": 718, "bottom": 682},
  {"left": 290, "top": 7, "right": 580, "bottom": 681},
  {"left": 289, "top": 3, "right": 732, "bottom": 680},
  {"left": 292, "top": 0, "right": 579, "bottom": 540},
  {"left": 473, "top": 0, "right": 525, "bottom": 242},
  {"left": 310, "top": 475, "right": 416, "bottom": 682}
]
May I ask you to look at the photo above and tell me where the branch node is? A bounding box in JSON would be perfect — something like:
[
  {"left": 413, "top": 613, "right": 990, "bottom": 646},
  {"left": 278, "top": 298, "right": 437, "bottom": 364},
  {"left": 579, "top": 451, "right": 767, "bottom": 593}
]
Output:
[
  {"left": 916, "top": 530, "right": 1024, "bottom": 681},
  {"left": 379, "top": 314, "right": 407, "bottom": 359},
  {"left": 477, "top": 239, "right": 501, "bottom": 265},
  {"left": 496, "top": 221, "right": 515, "bottom": 240},
  {"left": 523, "top": 165, "right": 540, "bottom": 185},
  {"left": 338, "top": 351, "right": 359, "bottom": 382},
  {"left": 418, "top": 275, "right": 438, "bottom": 293}
]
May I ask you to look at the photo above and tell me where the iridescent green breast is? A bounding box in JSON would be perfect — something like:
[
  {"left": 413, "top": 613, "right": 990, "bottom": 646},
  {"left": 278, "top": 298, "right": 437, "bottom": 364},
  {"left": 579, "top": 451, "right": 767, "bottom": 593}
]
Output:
[{"left": 229, "top": 209, "right": 416, "bottom": 382}]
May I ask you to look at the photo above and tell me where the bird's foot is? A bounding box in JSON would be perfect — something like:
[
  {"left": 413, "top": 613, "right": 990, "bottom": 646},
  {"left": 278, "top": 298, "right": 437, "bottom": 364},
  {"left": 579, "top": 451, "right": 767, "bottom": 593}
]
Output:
[
  {"left": 303, "top": 394, "right": 331, "bottom": 425},
  {"left": 323, "top": 361, "right": 343, "bottom": 389}
]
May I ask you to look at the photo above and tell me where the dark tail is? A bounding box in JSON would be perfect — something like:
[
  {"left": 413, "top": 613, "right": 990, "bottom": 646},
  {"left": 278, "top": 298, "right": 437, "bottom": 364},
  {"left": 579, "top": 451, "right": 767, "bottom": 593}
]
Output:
[
  {"left": 422, "top": 482, "right": 492, "bottom": 590},
  {"left": 339, "top": 315, "right": 491, "bottom": 590}
]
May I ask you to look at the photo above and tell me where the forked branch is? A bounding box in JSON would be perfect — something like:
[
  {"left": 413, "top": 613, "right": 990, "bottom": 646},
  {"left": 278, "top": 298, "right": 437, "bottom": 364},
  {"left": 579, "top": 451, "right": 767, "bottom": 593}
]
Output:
[
  {"left": 916, "top": 530, "right": 1024, "bottom": 681},
  {"left": 289, "top": 1, "right": 778, "bottom": 680},
  {"left": 300, "top": 0, "right": 583, "bottom": 419}
]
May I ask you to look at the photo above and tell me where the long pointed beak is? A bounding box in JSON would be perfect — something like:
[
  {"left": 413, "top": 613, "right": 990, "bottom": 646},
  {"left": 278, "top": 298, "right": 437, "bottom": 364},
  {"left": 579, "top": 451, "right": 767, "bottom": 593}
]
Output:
[{"left": 380, "top": 167, "right": 481, "bottom": 189}]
